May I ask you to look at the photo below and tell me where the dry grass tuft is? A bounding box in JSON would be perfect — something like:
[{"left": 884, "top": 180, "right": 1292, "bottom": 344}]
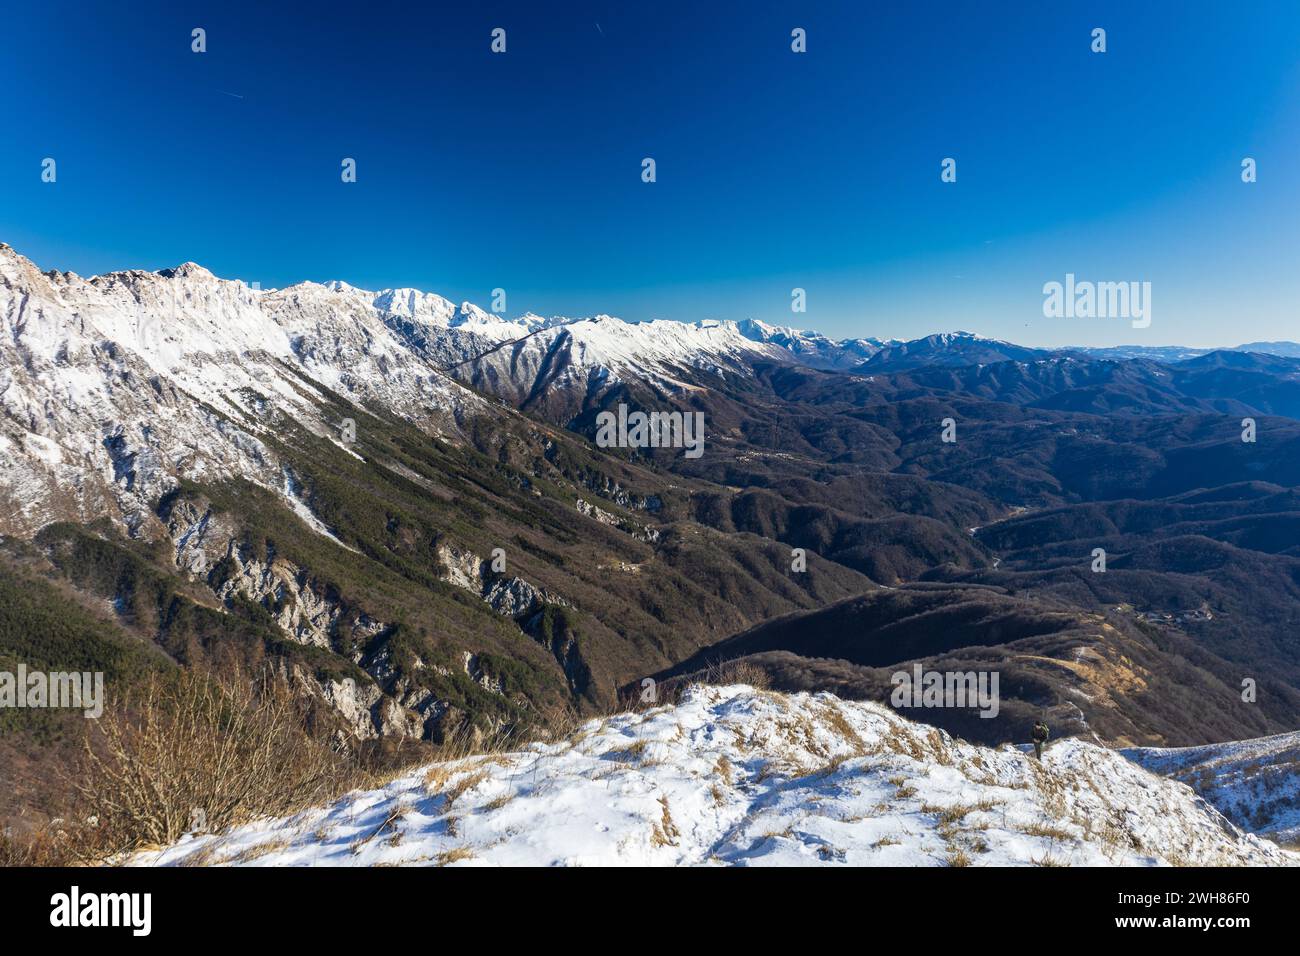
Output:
[
  {"left": 440, "top": 770, "right": 490, "bottom": 809},
  {"left": 698, "top": 659, "right": 772, "bottom": 691},
  {"left": 650, "top": 795, "right": 680, "bottom": 847},
  {"left": 229, "top": 837, "right": 291, "bottom": 863},
  {"left": 1031, "top": 851, "right": 1070, "bottom": 867},
  {"left": 1020, "top": 821, "right": 1074, "bottom": 842},
  {"left": 435, "top": 846, "right": 475, "bottom": 866},
  {"left": 714, "top": 754, "right": 734, "bottom": 787}
]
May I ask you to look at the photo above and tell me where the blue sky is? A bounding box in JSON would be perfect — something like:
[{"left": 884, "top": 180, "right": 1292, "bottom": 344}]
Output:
[{"left": 2, "top": 1, "right": 1298, "bottom": 347}]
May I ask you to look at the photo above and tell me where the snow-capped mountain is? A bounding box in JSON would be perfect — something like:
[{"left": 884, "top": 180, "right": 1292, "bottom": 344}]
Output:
[
  {"left": 1068, "top": 342, "right": 1300, "bottom": 363},
  {"left": 736, "top": 318, "right": 892, "bottom": 370},
  {"left": 856, "top": 331, "right": 1050, "bottom": 373},
  {"left": 1064, "top": 344, "right": 1214, "bottom": 364},
  {"left": 0, "top": 243, "right": 489, "bottom": 537},
  {"left": 13, "top": 238, "right": 1298, "bottom": 544},
  {"left": 451, "top": 316, "right": 794, "bottom": 413},
  {"left": 357, "top": 285, "right": 571, "bottom": 367},
  {"left": 132, "top": 684, "right": 1291, "bottom": 867},
  {"left": 0, "top": 242, "right": 892, "bottom": 537},
  {"left": 1234, "top": 341, "right": 1300, "bottom": 359}
]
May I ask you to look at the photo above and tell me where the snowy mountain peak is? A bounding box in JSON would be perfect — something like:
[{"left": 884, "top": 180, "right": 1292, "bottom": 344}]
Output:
[
  {"left": 456, "top": 300, "right": 495, "bottom": 323},
  {"left": 370, "top": 287, "right": 457, "bottom": 323},
  {"left": 322, "top": 279, "right": 364, "bottom": 294},
  {"left": 0, "top": 242, "right": 483, "bottom": 538},
  {"left": 736, "top": 317, "right": 891, "bottom": 370},
  {"left": 1, "top": 239, "right": 1059, "bottom": 539},
  {"left": 158, "top": 261, "right": 214, "bottom": 280}
]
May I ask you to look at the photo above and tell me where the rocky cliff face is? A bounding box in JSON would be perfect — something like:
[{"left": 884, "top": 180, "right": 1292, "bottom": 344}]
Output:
[
  {"left": 433, "top": 542, "right": 589, "bottom": 695},
  {"left": 165, "top": 497, "right": 386, "bottom": 654},
  {"left": 163, "top": 495, "right": 413, "bottom": 739},
  {"left": 435, "top": 542, "right": 570, "bottom": 618},
  {"left": 161, "top": 495, "right": 586, "bottom": 740}
]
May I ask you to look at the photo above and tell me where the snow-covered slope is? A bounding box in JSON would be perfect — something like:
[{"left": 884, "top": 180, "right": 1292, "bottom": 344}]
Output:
[
  {"left": 1124, "top": 731, "right": 1300, "bottom": 845},
  {"left": 0, "top": 241, "right": 898, "bottom": 534},
  {"left": 359, "top": 285, "right": 568, "bottom": 367},
  {"left": 737, "top": 318, "right": 890, "bottom": 370},
  {"left": 453, "top": 316, "right": 794, "bottom": 410},
  {"left": 134, "top": 685, "right": 1290, "bottom": 867},
  {"left": 0, "top": 243, "right": 495, "bottom": 536},
  {"left": 857, "top": 331, "right": 1049, "bottom": 372},
  {"left": 2, "top": 248, "right": 293, "bottom": 534}
]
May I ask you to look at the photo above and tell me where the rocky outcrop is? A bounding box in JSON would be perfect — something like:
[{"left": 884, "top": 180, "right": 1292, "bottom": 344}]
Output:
[
  {"left": 462, "top": 653, "right": 503, "bottom": 695},
  {"left": 575, "top": 470, "right": 663, "bottom": 513},
  {"left": 434, "top": 541, "right": 589, "bottom": 697},
  {"left": 163, "top": 496, "right": 442, "bottom": 740},
  {"left": 162, "top": 499, "right": 582, "bottom": 740},
  {"left": 165, "top": 496, "right": 385, "bottom": 652},
  {"left": 575, "top": 497, "right": 619, "bottom": 527},
  {"left": 434, "top": 542, "right": 570, "bottom": 619},
  {"left": 436, "top": 543, "right": 484, "bottom": 593},
  {"left": 576, "top": 498, "right": 661, "bottom": 543}
]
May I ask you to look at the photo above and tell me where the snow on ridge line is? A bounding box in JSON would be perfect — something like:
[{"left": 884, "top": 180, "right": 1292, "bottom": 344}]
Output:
[
  {"left": 1123, "top": 731, "right": 1300, "bottom": 844},
  {"left": 132, "top": 685, "right": 1292, "bottom": 868},
  {"left": 1124, "top": 729, "right": 1300, "bottom": 767},
  {"left": 0, "top": 242, "right": 880, "bottom": 354}
]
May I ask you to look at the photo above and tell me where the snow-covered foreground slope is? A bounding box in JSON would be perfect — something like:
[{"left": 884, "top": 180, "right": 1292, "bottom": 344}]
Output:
[
  {"left": 1124, "top": 731, "right": 1300, "bottom": 845},
  {"left": 134, "top": 686, "right": 1291, "bottom": 867}
]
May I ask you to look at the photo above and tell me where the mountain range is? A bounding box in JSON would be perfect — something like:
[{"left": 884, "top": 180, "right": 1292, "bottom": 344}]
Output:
[{"left": 4, "top": 241, "right": 1300, "bottom": 844}]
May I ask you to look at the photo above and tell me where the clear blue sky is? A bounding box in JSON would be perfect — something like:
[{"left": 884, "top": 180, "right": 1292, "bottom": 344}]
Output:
[{"left": 2, "top": 1, "right": 1298, "bottom": 347}]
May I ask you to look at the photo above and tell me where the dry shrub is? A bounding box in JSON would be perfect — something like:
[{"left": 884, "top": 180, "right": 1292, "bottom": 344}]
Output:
[
  {"left": 75, "top": 667, "right": 360, "bottom": 857},
  {"left": 0, "top": 827, "right": 71, "bottom": 866},
  {"left": 714, "top": 754, "right": 734, "bottom": 786},
  {"left": 700, "top": 659, "right": 772, "bottom": 691},
  {"left": 440, "top": 770, "right": 490, "bottom": 809}
]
